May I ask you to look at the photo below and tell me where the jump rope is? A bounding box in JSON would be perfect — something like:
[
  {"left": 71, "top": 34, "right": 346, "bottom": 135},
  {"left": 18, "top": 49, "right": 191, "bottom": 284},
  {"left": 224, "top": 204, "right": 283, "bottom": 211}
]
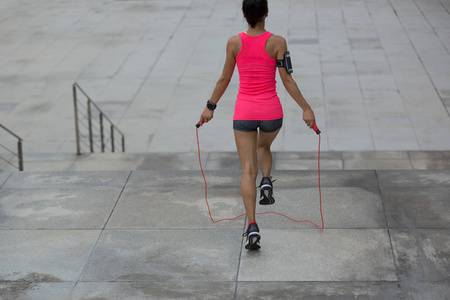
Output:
[{"left": 195, "top": 122, "right": 324, "bottom": 232}]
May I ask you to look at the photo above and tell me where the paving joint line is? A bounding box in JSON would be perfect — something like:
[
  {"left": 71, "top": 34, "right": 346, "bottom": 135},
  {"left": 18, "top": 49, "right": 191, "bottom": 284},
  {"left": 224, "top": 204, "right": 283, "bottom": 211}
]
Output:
[{"left": 71, "top": 169, "right": 132, "bottom": 297}]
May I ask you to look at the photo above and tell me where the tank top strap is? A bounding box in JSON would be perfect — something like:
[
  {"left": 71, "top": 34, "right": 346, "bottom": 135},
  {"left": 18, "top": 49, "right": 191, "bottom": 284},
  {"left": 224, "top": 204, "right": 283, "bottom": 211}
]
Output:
[
  {"left": 237, "top": 31, "right": 273, "bottom": 61},
  {"left": 239, "top": 31, "right": 272, "bottom": 44}
]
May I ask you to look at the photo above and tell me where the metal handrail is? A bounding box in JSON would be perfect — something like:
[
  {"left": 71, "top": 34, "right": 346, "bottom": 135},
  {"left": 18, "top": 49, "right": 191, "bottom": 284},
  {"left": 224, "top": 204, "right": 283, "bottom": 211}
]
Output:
[
  {"left": 73, "top": 82, "right": 125, "bottom": 155},
  {"left": 0, "top": 124, "right": 24, "bottom": 171}
]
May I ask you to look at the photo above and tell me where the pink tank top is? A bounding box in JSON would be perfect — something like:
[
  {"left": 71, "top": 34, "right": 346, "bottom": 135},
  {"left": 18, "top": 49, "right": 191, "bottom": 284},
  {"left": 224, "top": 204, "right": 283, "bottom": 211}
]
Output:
[{"left": 233, "top": 31, "right": 283, "bottom": 121}]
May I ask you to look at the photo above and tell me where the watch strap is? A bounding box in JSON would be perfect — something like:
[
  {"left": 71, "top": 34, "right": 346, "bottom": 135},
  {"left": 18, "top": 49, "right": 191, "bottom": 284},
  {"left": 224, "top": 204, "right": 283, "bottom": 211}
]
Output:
[{"left": 206, "top": 100, "right": 217, "bottom": 110}]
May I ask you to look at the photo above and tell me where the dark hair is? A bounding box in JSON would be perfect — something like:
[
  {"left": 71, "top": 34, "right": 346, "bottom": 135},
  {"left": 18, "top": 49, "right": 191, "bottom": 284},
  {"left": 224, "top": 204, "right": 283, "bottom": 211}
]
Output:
[{"left": 242, "top": 0, "right": 268, "bottom": 28}]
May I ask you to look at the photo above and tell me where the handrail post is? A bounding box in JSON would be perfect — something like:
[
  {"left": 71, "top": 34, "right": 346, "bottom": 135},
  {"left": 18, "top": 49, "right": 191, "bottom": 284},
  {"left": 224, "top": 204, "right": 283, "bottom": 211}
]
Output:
[
  {"left": 73, "top": 84, "right": 81, "bottom": 155},
  {"left": 0, "top": 124, "right": 24, "bottom": 171},
  {"left": 72, "top": 83, "right": 126, "bottom": 155},
  {"left": 17, "top": 140, "right": 23, "bottom": 171},
  {"left": 111, "top": 125, "right": 115, "bottom": 152},
  {"left": 100, "top": 113, "right": 105, "bottom": 152},
  {"left": 87, "top": 99, "right": 94, "bottom": 153}
]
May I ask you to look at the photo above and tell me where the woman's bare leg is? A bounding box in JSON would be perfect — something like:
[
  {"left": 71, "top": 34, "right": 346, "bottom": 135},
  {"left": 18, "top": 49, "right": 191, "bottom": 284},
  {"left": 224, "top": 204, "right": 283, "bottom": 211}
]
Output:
[
  {"left": 234, "top": 130, "right": 258, "bottom": 223},
  {"left": 257, "top": 128, "right": 281, "bottom": 178}
]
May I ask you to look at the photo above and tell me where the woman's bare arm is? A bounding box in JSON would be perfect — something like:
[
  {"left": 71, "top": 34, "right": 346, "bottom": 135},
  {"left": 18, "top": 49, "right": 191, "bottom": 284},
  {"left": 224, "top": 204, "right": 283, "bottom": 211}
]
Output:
[
  {"left": 273, "top": 36, "right": 316, "bottom": 128},
  {"left": 199, "top": 35, "right": 239, "bottom": 125}
]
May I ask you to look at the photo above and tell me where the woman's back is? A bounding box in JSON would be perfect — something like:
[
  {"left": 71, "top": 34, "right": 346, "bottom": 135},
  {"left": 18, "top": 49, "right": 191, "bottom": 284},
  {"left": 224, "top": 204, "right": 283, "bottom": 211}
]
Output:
[{"left": 234, "top": 31, "right": 283, "bottom": 121}]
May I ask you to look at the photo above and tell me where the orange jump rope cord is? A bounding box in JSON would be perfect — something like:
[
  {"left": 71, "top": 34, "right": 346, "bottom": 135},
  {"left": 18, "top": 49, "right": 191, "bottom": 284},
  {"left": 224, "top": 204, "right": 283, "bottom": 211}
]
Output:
[{"left": 196, "top": 127, "right": 324, "bottom": 231}]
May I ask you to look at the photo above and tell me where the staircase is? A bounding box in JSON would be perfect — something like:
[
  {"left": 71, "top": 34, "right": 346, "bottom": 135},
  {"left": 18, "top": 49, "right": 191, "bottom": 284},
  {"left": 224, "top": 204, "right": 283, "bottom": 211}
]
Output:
[{"left": 73, "top": 82, "right": 125, "bottom": 155}]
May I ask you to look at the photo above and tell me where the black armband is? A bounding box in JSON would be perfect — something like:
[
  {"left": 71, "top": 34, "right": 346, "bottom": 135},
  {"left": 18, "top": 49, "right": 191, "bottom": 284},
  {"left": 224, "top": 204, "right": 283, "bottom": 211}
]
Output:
[{"left": 276, "top": 51, "right": 293, "bottom": 74}]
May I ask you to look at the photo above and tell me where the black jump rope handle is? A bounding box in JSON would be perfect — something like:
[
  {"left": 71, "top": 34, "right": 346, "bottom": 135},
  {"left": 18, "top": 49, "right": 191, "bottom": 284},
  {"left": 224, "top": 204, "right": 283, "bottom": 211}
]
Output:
[{"left": 197, "top": 122, "right": 320, "bottom": 134}]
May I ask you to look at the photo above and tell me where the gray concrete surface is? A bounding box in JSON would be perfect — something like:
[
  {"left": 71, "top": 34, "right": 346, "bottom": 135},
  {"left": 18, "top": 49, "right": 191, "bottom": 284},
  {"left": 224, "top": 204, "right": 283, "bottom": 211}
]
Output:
[
  {"left": 1, "top": 0, "right": 450, "bottom": 157},
  {"left": 0, "top": 169, "right": 449, "bottom": 299},
  {"left": 2, "top": 149, "right": 450, "bottom": 172},
  {"left": 1, "top": 0, "right": 450, "bottom": 299}
]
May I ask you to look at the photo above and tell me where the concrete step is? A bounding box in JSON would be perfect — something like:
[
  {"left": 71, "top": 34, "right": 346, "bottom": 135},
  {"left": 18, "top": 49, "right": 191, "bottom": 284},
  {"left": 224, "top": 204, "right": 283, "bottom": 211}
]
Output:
[
  {"left": 2, "top": 150, "right": 450, "bottom": 172},
  {"left": 0, "top": 169, "right": 449, "bottom": 299}
]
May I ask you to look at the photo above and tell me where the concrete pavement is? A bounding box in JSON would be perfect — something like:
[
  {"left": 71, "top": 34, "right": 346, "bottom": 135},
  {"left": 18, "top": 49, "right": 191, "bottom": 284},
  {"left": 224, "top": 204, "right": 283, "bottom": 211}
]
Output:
[
  {"left": 3, "top": 149, "right": 449, "bottom": 172},
  {"left": 1, "top": 0, "right": 450, "bottom": 299},
  {"left": 0, "top": 169, "right": 449, "bottom": 299},
  {"left": 1, "top": 0, "right": 450, "bottom": 155}
]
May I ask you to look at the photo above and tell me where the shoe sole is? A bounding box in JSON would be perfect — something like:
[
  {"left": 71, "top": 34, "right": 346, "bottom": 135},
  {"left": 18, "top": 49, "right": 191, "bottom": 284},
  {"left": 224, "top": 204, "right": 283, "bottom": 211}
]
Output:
[
  {"left": 259, "top": 186, "right": 275, "bottom": 205},
  {"left": 245, "top": 233, "right": 261, "bottom": 250}
]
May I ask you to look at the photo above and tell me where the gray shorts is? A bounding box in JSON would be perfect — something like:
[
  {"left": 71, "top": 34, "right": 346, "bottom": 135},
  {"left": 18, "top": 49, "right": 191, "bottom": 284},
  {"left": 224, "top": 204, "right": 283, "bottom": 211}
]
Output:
[{"left": 233, "top": 118, "right": 283, "bottom": 133}]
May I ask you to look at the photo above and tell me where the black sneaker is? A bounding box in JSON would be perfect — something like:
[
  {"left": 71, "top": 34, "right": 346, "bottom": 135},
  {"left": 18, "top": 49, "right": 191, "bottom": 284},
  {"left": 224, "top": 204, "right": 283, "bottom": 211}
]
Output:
[
  {"left": 259, "top": 177, "right": 275, "bottom": 205},
  {"left": 243, "top": 222, "right": 261, "bottom": 250}
]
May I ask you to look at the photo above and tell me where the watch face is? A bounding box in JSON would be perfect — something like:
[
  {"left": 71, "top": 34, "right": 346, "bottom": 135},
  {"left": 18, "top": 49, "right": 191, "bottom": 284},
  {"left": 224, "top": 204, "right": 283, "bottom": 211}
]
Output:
[{"left": 207, "top": 101, "right": 215, "bottom": 110}]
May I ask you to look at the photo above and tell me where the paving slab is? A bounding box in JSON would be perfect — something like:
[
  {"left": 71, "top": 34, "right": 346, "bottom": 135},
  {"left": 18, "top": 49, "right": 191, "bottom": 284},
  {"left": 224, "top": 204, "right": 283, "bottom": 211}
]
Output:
[
  {"left": 22, "top": 160, "right": 75, "bottom": 172},
  {"left": 235, "top": 282, "right": 402, "bottom": 300},
  {"left": 70, "top": 153, "right": 144, "bottom": 171},
  {"left": 106, "top": 186, "right": 245, "bottom": 229},
  {"left": 255, "top": 187, "right": 385, "bottom": 229},
  {"left": 0, "top": 282, "right": 74, "bottom": 300},
  {"left": 71, "top": 281, "right": 236, "bottom": 300},
  {"left": 124, "top": 169, "right": 379, "bottom": 190},
  {"left": 373, "top": 136, "right": 421, "bottom": 151},
  {"left": 398, "top": 281, "right": 450, "bottom": 300},
  {"left": 1, "top": 0, "right": 450, "bottom": 153},
  {"left": 0, "top": 230, "right": 100, "bottom": 282},
  {"left": 328, "top": 137, "right": 375, "bottom": 151},
  {"left": 270, "top": 170, "right": 379, "bottom": 188},
  {"left": 0, "top": 169, "right": 449, "bottom": 299},
  {"left": 381, "top": 187, "right": 450, "bottom": 229},
  {"left": 2, "top": 171, "right": 130, "bottom": 189},
  {"left": 377, "top": 170, "right": 450, "bottom": 187},
  {"left": 0, "top": 172, "right": 11, "bottom": 187},
  {"left": 0, "top": 157, "right": 16, "bottom": 173},
  {"left": 274, "top": 151, "right": 343, "bottom": 170},
  {"left": 125, "top": 170, "right": 242, "bottom": 189},
  {"left": 390, "top": 229, "right": 450, "bottom": 284},
  {"left": 238, "top": 229, "right": 397, "bottom": 282},
  {"left": 204, "top": 152, "right": 242, "bottom": 171},
  {"left": 343, "top": 151, "right": 414, "bottom": 170},
  {"left": 136, "top": 152, "right": 201, "bottom": 171},
  {"left": 0, "top": 188, "right": 121, "bottom": 229},
  {"left": 80, "top": 229, "right": 242, "bottom": 282},
  {"left": 108, "top": 170, "right": 385, "bottom": 230},
  {"left": 409, "top": 151, "right": 450, "bottom": 170},
  {"left": 6, "top": 150, "right": 450, "bottom": 172}
]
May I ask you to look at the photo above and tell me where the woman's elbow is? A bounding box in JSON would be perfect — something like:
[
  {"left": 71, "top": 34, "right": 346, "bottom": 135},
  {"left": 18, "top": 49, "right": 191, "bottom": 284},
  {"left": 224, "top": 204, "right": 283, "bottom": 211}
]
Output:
[
  {"left": 281, "top": 75, "right": 296, "bottom": 89},
  {"left": 218, "top": 75, "right": 232, "bottom": 85}
]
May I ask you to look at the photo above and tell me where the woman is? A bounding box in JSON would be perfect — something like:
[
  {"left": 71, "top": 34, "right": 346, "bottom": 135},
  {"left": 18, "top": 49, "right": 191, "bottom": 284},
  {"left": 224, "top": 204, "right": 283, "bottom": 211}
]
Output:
[{"left": 198, "top": 0, "right": 316, "bottom": 250}]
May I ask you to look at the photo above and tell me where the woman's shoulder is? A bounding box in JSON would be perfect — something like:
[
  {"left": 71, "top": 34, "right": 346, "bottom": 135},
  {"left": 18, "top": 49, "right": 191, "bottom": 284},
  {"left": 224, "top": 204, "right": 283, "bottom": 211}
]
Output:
[
  {"left": 227, "top": 35, "right": 242, "bottom": 56},
  {"left": 228, "top": 34, "right": 241, "bottom": 44},
  {"left": 268, "top": 34, "right": 286, "bottom": 45},
  {"left": 226, "top": 34, "right": 242, "bottom": 49},
  {"left": 266, "top": 34, "right": 287, "bottom": 56}
]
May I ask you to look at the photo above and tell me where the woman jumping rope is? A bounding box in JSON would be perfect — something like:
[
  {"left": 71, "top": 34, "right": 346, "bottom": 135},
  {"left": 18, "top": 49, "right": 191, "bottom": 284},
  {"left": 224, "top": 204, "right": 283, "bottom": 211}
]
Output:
[{"left": 198, "top": 0, "right": 316, "bottom": 250}]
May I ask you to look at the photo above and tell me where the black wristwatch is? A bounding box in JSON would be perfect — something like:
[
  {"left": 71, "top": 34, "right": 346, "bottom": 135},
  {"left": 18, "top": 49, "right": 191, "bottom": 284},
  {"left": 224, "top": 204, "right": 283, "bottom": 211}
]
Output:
[{"left": 206, "top": 100, "right": 217, "bottom": 111}]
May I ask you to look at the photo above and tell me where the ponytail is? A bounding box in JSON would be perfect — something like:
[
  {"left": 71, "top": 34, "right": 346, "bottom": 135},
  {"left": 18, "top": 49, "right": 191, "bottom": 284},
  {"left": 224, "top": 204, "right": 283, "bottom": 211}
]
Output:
[{"left": 242, "top": 0, "right": 268, "bottom": 28}]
